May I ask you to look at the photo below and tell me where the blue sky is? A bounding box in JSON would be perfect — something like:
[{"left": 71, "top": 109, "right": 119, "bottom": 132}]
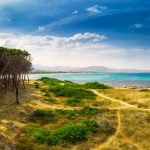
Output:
[{"left": 0, "top": 0, "right": 150, "bottom": 69}]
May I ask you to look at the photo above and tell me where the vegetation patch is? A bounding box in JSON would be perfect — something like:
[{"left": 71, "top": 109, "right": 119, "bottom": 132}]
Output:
[
  {"left": 25, "top": 123, "right": 91, "bottom": 146},
  {"left": 66, "top": 98, "right": 82, "bottom": 106},
  {"left": 140, "top": 89, "right": 150, "bottom": 92},
  {"left": 84, "top": 82, "right": 112, "bottom": 89},
  {"left": 39, "top": 77, "right": 62, "bottom": 86},
  {"left": 78, "top": 106, "right": 101, "bottom": 115},
  {"left": 33, "top": 82, "right": 40, "bottom": 88},
  {"left": 56, "top": 106, "right": 101, "bottom": 119},
  {"left": 81, "top": 119, "right": 98, "bottom": 133},
  {"left": 32, "top": 110, "right": 55, "bottom": 122},
  {"left": 49, "top": 84, "right": 96, "bottom": 100},
  {"left": 55, "top": 109, "right": 76, "bottom": 119}
]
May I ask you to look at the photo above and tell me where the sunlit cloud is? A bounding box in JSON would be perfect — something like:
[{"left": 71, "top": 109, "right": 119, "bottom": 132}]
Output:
[
  {"left": 72, "top": 10, "right": 79, "bottom": 14},
  {"left": 38, "top": 26, "right": 45, "bottom": 32},
  {"left": 133, "top": 23, "right": 143, "bottom": 29},
  {"left": 86, "top": 5, "right": 107, "bottom": 14},
  {"left": 0, "top": 32, "right": 149, "bottom": 69}
]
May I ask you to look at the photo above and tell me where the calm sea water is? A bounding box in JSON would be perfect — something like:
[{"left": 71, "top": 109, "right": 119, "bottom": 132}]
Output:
[{"left": 29, "top": 73, "right": 150, "bottom": 87}]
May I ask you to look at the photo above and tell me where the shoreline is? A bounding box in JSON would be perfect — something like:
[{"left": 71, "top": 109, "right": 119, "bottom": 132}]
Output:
[
  {"left": 75, "top": 80, "right": 150, "bottom": 88},
  {"left": 29, "top": 73, "right": 150, "bottom": 88},
  {"left": 101, "top": 80, "right": 150, "bottom": 88},
  {"left": 30, "top": 79, "right": 150, "bottom": 88}
]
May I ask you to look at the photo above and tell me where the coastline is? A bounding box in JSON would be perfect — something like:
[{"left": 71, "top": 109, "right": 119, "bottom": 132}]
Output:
[
  {"left": 101, "top": 80, "right": 150, "bottom": 88},
  {"left": 29, "top": 73, "right": 150, "bottom": 88},
  {"left": 30, "top": 79, "right": 150, "bottom": 88}
]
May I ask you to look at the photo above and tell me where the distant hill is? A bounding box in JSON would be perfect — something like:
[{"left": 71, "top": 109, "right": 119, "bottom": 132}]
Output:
[{"left": 33, "top": 64, "right": 150, "bottom": 73}]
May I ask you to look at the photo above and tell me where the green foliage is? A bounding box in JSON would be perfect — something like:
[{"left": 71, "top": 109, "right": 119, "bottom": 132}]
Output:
[
  {"left": 66, "top": 98, "right": 82, "bottom": 106},
  {"left": 84, "top": 82, "right": 112, "bottom": 89},
  {"left": 56, "top": 106, "right": 100, "bottom": 118},
  {"left": 0, "top": 47, "right": 30, "bottom": 56},
  {"left": 26, "top": 124, "right": 87, "bottom": 146},
  {"left": 56, "top": 124, "right": 87, "bottom": 144},
  {"left": 56, "top": 109, "right": 76, "bottom": 118},
  {"left": 39, "top": 77, "right": 61, "bottom": 86},
  {"left": 81, "top": 119, "right": 98, "bottom": 133},
  {"left": 140, "top": 89, "right": 150, "bottom": 92},
  {"left": 33, "top": 82, "right": 40, "bottom": 88},
  {"left": 63, "top": 80, "right": 74, "bottom": 84},
  {"left": 32, "top": 110, "right": 55, "bottom": 121},
  {"left": 50, "top": 84, "right": 96, "bottom": 100},
  {"left": 78, "top": 106, "right": 100, "bottom": 115}
]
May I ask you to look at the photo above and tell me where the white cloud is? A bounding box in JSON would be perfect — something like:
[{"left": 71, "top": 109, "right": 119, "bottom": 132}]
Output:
[
  {"left": 72, "top": 10, "right": 79, "bottom": 14},
  {"left": 0, "top": 0, "right": 23, "bottom": 5},
  {"left": 133, "top": 23, "right": 143, "bottom": 29},
  {"left": 86, "top": 5, "right": 107, "bottom": 14},
  {"left": 38, "top": 26, "right": 45, "bottom": 32},
  {"left": 0, "top": 32, "right": 149, "bottom": 69}
]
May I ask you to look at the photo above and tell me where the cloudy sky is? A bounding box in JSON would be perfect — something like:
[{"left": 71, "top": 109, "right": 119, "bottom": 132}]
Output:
[{"left": 0, "top": 0, "right": 150, "bottom": 69}]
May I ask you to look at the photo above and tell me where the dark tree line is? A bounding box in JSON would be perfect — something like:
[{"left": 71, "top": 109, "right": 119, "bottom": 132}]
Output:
[{"left": 0, "top": 47, "right": 32, "bottom": 104}]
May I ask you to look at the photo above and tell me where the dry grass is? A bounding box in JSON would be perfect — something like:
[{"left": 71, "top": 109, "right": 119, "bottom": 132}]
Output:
[{"left": 0, "top": 81, "right": 150, "bottom": 150}]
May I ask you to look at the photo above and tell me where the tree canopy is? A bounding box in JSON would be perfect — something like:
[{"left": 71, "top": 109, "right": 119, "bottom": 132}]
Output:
[{"left": 0, "top": 47, "right": 32, "bottom": 103}]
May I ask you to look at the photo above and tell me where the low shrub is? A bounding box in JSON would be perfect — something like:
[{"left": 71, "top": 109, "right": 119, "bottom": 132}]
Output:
[
  {"left": 63, "top": 80, "right": 74, "bottom": 84},
  {"left": 55, "top": 109, "right": 76, "bottom": 118},
  {"left": 32, "top": 110, "right": 55, "bottom": 122},
  {"left": 140, "top": 89, "right": 150, "bottom": 92},
  {"left": 26, "top": 124, "right": 87, "bottom": 146},
  {"left": 39, "top": 77, "right": 61, "bottom": 86},
  {"left": 56, "top": 124, "right": 87, "bottom": 144},
  {"left": 56, "top": 106, "right": 100, "bottom": 118},
  {"left": 66, "top": 98, "right": 82, "bottom": 106},
  {"left": 33, "top": 82, "right": 40, "bottom": 88},
  {"left": 84, "top": 82, "right": 112, "bottom": 89},
  {"left": 49, "top": 84, "right": 96, "bottom": 100},
  {"left": 81, "top": 119, "right": 98, "bottom": 133},
  {"left": 78, "top": 106, "right": 100, "bottom": 115}
]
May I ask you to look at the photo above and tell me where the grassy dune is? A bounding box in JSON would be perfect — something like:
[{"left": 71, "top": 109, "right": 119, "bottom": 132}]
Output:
[{"left": 0, "top": 79, "right": 150, "bottom": 150}]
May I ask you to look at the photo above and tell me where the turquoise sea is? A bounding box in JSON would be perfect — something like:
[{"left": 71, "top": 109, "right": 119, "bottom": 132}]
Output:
[{"left": 29, "top": 73, "right": 150, "bottom": 87}]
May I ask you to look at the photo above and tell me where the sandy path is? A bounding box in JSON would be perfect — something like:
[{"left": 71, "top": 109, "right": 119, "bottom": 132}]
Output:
[
  {"left": 92, "top": 90, "right": 150, "bottom": 112},
  {"left": 92, "top": 90, "right": 145, "bottom": 150}
]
